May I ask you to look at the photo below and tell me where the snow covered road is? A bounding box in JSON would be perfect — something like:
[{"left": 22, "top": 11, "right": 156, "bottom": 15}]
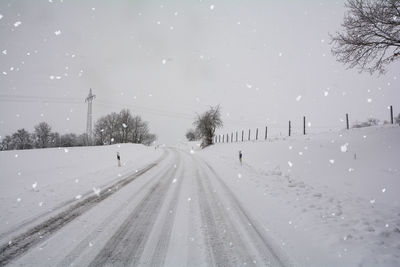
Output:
[{"left": 1, "top": 148, "right": 288, "bottom": 267}]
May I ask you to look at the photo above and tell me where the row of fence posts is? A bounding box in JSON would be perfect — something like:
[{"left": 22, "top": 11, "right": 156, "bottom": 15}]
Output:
[{"left": 214, "top": 105, "right": 396, "bottom": 144}]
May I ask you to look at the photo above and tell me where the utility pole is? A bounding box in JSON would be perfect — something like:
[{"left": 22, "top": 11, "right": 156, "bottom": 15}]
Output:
[{"left": 85, "top": 88, "right": 96, "bottom": 145}]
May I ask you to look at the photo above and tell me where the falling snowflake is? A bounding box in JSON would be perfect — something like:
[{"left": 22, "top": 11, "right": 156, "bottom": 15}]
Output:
[
  {"left": 288, "top": 161, "right": 293, "bottom": 167},
  {"left": 122, "top": 123, "right": 127, "bottom": 128},
  {"left": 367, "top": 98, "right": 372, "bottom": 103},
  {"left": 340, "top": 143, "right": 348, "bottom": 152},
  {"left": 246, "top": 83, "right": 253, "bottom": 89},
  {"left": 238, "top": 173, "right": 242, "bottom": 178},
  {"left": 38, "top": 202, "right": 43, "bottom": 207},
  {"left": 0, "top": 14, "right": 3, "bottom": 20},
  {"left": 75, "top": 195, "right": 82, "bottom": 200},
  {"left": 14, "top": 21, "right": 22, "bottom": 27},
  {"left": 172, "top": 178, "right": 177, "bottom": 183},
  {"left": 370, "top": 199, "right": 375, "bottom": 204},
  {"left": 190, "top": 149, "right": 195, "bottom": 154},
  {"left": 324, "top": 91, "right": 329, "bottom": 96},
  {"left": 89, "top": 242, "right": 93, "bottom": 247},
  {"left": 382, "top": 188, "right": 386, "bottom": 193},
  {"left": 32, "top": 182, "right": 38, "bottom": 189},
  {"left": 348, "top": 168, "right": 355, "bottom": 172},
  {"left": 296, "top": 95, "right": 302, "bottom": 101},
  {"left": 278, "top": 52, "right": 283, "bottom": 57},
  {"left": 54, "top": 30, "right": 61, "bottom": 35},
  {"left": 187, "top": 197, "right": 191, "bottom": 202},
  {"left": 210, "top": 4, "right": 215, "bottom": 10},
  {"left": 75, "top": 179, "right": 79, "bottom": 183},
  {"left": 17, "top": 198, "right": 21, "bottom": 202},
  {"left": 93, "top": 187, "right": 101, "bottom": 196},
  {"left": 2, "top": 50, "right": 7, "bottom": 55},
  {"left": 162, "top": 59, "right": 167, "bottom": 64},
  {"left": 329, "top": 159, "right": 335, "bottom": 164},
  {"left": 64, "top": 148, "right": 69, "bottom": 153}
]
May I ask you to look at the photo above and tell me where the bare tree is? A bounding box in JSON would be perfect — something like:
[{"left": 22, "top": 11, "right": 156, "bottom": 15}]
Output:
[
  {"left": 94, "top": 112, "right": 120, "bottom": 145},
  {"left": 34, "top": 122, "right": 52, "bottom": 148},
  {"left": 94, "top": 109, "right": 157, "bottom": 146},
  {"left": 1, "top": 135, "right": 14, "bottom": 151},
  {"left": 118, "top": 109, "right": 134, "bottom": 143},
  {"left": 185, "top": 128, "right": 200, "bottom": 141},
  {"left": 194, "top": 105, "right": 223, "bottom": 148},
  {"left": 12, "top": 129, "right": 33, "bottom": 150},
  {"left": 331, "top": 0, "right": 400, "bottom": 74},
  {"left": 142, "top": 133, "right": 157, "bottom": 145}
]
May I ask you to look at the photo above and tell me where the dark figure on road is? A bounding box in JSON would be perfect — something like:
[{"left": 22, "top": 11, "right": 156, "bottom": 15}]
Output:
[
  {"left": 117, "top": 152, "right": 121, "bottom": 167},
  {"left": 239, "top": 150, "right": 242, "bottom": 165}
]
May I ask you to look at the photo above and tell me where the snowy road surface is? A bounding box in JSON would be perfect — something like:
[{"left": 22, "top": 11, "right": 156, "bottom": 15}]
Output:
[{"left": 0, "top": 148, "right": 288, "bottom": 267}]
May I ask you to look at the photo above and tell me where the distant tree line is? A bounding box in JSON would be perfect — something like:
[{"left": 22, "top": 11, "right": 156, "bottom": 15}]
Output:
[{"left": 0, "top": 109, "right": 156, "bottom": 151}]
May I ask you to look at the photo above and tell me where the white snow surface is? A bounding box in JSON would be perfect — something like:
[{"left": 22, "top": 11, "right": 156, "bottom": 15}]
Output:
[
  {"left": 194, "top": 125, "right": 400, "bottom": 266},
  {"left": 0, "top": 126, "right": 399, "bottom": 266},
  {"left": 0, "top": 144, "right": 162, "bottom": 237}
]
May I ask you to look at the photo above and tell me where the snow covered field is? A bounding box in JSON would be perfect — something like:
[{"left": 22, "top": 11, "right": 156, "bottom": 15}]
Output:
[
  {"left": 195, "top": 125, "right": 400, "bottom": 266},
  {"left": 0, "top": 144, "right": 163, "bottom": 240},
  {"left": 0, "top": 126, "right": 399, "bottom": 266}
]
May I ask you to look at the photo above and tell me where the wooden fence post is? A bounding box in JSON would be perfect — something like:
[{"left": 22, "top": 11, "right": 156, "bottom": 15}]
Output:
[
  {"left": 242, "top": 130, "right": 244, "bottom": 142},
  {"left": 223, "top": 134, "right": 224, "bottom": 143},
  {"left": 289, "top": 121, "right": 291, "bottom": 137},
  {"left": 248, "top": 129, "right": 251, "bottom": 141},
  {"left": 346, "top": 113, "right": 349, "bottom": 130},
  {"left": 303, "top": 116, "right": 306, "bottom": 135},
  {"left": 236, "top": 131, "right": 238, "bottom": 142},
  {"left": 256, "top": 128, "right": 258, "bottom": 140},
  {"left": 265, "top": 126, "right": 268, "bottom": 140},
  {"left": 390, "top": 105, "right": 394, "bottom": 124}
]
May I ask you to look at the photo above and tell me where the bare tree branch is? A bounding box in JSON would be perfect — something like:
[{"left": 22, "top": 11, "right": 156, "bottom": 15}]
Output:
[{"left": 331, "top": 0, "right": 400, "bottom": 74}]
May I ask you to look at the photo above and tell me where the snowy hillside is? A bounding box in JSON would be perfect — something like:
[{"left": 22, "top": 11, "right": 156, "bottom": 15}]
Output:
[
  {"left": 0, "top": 144, "right": 162, "bottom": 240},
  {"left": 0, "top": 127, "right": 399, "bottom": 266},
  {"left": 195, "top": 125, "right": 400, "bottom": 266}
]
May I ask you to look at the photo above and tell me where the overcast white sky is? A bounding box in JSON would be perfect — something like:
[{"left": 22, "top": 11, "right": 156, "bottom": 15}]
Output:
[{"left": 0, "top": 0, "right": 399, "bottom": 145}]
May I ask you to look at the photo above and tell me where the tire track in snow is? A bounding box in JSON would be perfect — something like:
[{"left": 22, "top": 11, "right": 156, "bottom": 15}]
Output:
[
  {"left": 88, "top": 149, "right": 182, "bottom": 267},
  {"left": 58, "top": 150, "right": 176, "bottom": 266},
  {"left": 147, "top": 154, "right": 185, "bottom": 267},
  {"left": 196, "top": 167, "right": 255, "bottom": 266},
  {"left": 0, "top": 151, "right": 168, "bottom": 266},
  {"left": 194, "top": 154, "right": 289, "bottom": 267}
]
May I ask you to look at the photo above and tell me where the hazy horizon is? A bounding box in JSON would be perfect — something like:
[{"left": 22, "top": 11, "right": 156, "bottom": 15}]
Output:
[{"left": 1, "top": 0, "right": 399, "bottom": 145}]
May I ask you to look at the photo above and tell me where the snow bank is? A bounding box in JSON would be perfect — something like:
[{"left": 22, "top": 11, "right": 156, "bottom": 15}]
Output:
[
  {"left": 196, "top": 125, "right": 400, "bottom": 266},
  {"left": 0, "top": 144, "right": 162, "bottom": 238}
]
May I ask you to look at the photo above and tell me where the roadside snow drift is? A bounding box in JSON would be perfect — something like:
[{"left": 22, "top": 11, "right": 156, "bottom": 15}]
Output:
[{"left": 196, "top": 125, "right": 400, "bottom": 266}]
